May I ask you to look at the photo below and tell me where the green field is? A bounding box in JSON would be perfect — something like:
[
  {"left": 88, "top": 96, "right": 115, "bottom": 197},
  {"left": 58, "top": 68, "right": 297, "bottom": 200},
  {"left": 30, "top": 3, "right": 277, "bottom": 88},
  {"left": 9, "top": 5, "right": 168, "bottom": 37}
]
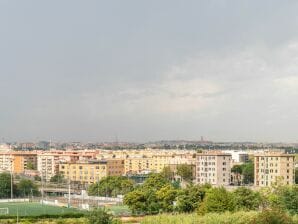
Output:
[{"left": 0, "top": 202, "right": 81, "bottom": 217}]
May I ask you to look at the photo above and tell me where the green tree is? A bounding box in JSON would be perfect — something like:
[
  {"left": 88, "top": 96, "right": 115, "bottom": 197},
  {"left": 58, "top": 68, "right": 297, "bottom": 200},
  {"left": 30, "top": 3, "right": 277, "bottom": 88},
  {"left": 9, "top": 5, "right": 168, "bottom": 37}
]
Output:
[
  {"left": 34, "top": 175, "right": 41, "bottom": 181},
  {"left": 233, "top": 187, "right": 261, "bottom": 211},
  {"left": 124, "top": 188, "right": 160, "bottom": 215},
  {"left": 156, "top": 184, "right": 179, "bottom": 212},
  {"left": 275, "top": 185, "right": 298, "bottom": 214},
  {"left": 50, "top": 173, "right": 65, "bottom": 184},
  {"left": 0, "top": 173, "right": 12, "bottom": 198},
  {"left": 17, "top": 179, "right": 39, "bottom": 197},
  {"left": 231, "top": 164, "right": 243, "bottom": 174},
  {"left": 88, "top": 176, "right": 134, "bottom": 197},
  {"left": 176, "top": 184, "right": 210, "bottom": 213},
  {"left": 176, "top": 164, "right": 193, "bottom": 183},
  {"left": 87, "top": 208, "right": 120, "bottom": 224},
  {"left": 242, "top": 161, "right": 254, "bottom": 184},
  {"left": 143, "top": 173, "right": 171, "bottom": 190},
  {"left": 295, "top": 168, "right": 298, "bottom": 184},
  {"left": 26, "top": 161, "right": 36, "bottom": 170},
  {"left": 198, "top": 187, "right": 236, "bottom": 214},
  {"left": 161, "top": 166, "right": 174, "bottom": 181}
]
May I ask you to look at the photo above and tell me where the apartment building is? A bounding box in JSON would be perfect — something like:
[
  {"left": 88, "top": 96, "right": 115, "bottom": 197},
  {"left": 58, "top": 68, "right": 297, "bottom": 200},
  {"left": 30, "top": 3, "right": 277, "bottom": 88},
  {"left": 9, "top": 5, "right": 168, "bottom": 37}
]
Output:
[
  {"left": 12, "top": 152, "right": 37, "bottom": 173},
  {"left": 37, "top": 154, "right": 60, "bottom": 182},
  {"left": 59, "top": 159, "right": 124, "bottom": 185},
  {"left": 0, "top": 152, "right": 13, "bottom": 172},
  {"left": 124, "top": 153, "right": 196, "bottom": 175},
  {"left": 196, "top": 152, "right": 232, "bottom": 186},
  {"left": 125, "top": 157, "right": 152, "bottom": 174},
  {"left": 37, "top": 150, "right": 97, "bottom": 181},
  {"left": 254, "top": 153, "right": 295, "bottom": 187},
  {"left": 0, "top": 151, "right": 37, "bottom": 174}
]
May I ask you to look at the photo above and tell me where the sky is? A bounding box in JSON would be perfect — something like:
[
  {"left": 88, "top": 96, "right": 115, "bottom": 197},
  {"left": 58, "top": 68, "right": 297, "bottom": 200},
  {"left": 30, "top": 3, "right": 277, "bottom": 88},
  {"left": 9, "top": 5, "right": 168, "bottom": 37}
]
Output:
[{"left": 1, "top": 1, "right": 298, "bottom": 143}]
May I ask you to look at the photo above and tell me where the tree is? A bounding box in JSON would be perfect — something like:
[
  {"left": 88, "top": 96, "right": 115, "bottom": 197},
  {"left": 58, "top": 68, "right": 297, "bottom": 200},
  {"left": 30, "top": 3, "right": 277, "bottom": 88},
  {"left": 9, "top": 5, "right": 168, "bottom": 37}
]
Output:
[
  {"left": 26, "top": 161, "right": 36, "bottom": 170},
  {"left": 161, "top": 166, "right": 174, "bottom": 181},
  {"left": 176, "top": 184, "right": 210, "bottom": 213},
  {"left": 88, "top": 176, "right": 134, "bottom": 197},
  {"left": 87, "top": 208, "right": 120, "bottom": 224},
  {"left": 233, "top": 187, "right": 261, "bottom": 211},
  {"left": 242, "top": 161, "right": 254, "bottom": 184},
  {"left": 143, "top": 173, "right": 171, "bottom": 191},
  {"left": 275, "top": 185, "right": 298, "bottom": 215},
  {"left": 17, "top": 179, "right": 39, "bottom": 197},
  {"left": 34, "top": 175, "right": 41, "bottom": 181},
  {"left": 50, "top": 173, "right": 65, "bottom": 184},
  {"left": 124, "top": 173, "right": 170, "bottom": 214},
  {"left": 176, "top": 164, "right": 193, "bottom": 183},
  {"left": 231, "top": 164, "right": 243, "bottom": 185},
  {"left": 295, "top": 168, "right": 298, "bottom": 184},
  {"left": 156, "top": 184, "right": 179, "bottom": 212},
  {"left": 198, "top": 187, "right": 236, "bottom": 214},
  {"left": 0, "top": 173, "right": 12, "bottom": 198},
  {"left": 124, "top": 188, "right": 160, "bottom": 215},
  {"left": 231, "top": 165, "right": 242, "bottom": 174}
]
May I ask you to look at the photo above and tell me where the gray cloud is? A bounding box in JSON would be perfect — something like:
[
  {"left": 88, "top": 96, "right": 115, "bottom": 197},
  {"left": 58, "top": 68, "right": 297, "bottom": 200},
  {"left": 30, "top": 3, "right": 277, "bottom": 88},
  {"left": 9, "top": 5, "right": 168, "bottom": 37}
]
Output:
[{"left": 1, "top": 1, "right": 298, "bottom": 142}]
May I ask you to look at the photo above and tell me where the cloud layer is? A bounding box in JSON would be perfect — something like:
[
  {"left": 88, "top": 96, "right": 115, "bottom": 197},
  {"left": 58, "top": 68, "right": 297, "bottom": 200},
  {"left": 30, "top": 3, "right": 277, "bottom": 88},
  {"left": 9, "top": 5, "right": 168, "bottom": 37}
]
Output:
[{"left": 1, "top": 1, "right": 298, "bottom": 142}]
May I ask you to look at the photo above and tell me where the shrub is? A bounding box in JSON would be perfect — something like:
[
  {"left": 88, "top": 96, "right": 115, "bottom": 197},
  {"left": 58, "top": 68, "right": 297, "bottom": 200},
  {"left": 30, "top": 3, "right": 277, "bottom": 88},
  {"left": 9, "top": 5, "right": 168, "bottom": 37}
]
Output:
[
  {"left": 250, "top": 209, "right": 294, "bottom": 224},
  {"left": 87, "top": 208, "right": 120, "bottom": 224}
]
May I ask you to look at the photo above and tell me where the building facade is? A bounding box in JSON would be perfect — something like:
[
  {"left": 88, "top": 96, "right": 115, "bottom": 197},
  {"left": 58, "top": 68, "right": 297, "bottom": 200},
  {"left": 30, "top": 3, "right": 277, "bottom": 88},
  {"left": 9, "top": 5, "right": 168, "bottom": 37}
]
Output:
[
  {"left": 196, "top": 152, "right": 232, "bottom": 186},
  {"left": 59, "top": 159, "right": 124, "bottom": 185},
  {"left": 254, "top": 153, "right": 295, "bottom": 187}
]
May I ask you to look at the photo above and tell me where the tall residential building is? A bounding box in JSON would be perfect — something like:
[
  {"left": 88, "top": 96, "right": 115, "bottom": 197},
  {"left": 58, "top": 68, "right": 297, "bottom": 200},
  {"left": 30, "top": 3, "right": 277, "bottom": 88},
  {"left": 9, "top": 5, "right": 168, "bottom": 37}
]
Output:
[
  {"left": 59, "top": 159, "right": 124, "bottom": 185},
  {"left": 196, "top": 152, "right": 232, "bottom": 186},
  {"left": 254, "top": 153, "right": 295, "bottom": 187}
]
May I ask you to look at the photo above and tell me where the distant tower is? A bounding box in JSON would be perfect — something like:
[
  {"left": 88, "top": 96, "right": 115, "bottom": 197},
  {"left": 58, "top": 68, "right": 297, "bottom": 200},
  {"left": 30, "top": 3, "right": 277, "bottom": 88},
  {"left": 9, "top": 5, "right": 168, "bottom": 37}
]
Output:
[{"left": 201, "top": 136, "right": 204, "bottom": 142}]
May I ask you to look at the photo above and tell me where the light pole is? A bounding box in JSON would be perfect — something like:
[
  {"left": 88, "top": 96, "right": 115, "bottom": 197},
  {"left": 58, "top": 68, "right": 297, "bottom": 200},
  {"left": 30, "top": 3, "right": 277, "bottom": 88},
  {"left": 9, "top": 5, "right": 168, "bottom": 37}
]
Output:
[{"left": 10, "top": 158, "right": 13, "bottom": 200}]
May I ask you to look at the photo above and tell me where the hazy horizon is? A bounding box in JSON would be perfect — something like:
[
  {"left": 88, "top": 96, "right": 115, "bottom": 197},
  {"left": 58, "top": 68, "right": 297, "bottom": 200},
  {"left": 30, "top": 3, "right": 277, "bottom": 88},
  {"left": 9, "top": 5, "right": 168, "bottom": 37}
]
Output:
[{"left": 1, "top": 1, "right": 298, "bottom": 143}]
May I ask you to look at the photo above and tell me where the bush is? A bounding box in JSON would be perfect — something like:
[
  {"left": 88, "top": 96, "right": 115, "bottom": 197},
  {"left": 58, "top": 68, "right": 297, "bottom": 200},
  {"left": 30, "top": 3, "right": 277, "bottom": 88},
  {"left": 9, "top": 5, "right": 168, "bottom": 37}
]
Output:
[
  {"left": 87, "top": 208, "right": 121, "bottom": 224},
  {"left": 198, "top": 187, "right": 236, "bottom": 214},
  {"left": 250, "top": 209, "right": 294, "bottom": 224}
]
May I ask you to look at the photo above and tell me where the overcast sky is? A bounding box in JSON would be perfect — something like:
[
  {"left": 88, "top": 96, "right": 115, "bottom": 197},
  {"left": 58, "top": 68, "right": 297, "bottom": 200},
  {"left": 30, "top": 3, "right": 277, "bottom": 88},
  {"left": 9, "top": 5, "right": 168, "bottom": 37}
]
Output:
[{"left": 1, "top": 1, "right": 298, "bottom": 143}]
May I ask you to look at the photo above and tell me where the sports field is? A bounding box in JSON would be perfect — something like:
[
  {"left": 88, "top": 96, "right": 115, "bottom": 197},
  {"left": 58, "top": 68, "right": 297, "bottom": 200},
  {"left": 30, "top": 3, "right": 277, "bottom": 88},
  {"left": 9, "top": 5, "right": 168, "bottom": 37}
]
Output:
[{"left": 0, "top": 202, "right": 81, "bottom": 216}]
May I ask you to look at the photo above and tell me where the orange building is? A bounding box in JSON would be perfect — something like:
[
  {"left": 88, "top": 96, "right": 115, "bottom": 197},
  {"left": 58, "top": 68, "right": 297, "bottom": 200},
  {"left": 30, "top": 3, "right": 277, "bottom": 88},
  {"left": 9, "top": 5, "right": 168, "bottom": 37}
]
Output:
[{"left": 12, "top": 152, "right": 37, "bottom": 174}]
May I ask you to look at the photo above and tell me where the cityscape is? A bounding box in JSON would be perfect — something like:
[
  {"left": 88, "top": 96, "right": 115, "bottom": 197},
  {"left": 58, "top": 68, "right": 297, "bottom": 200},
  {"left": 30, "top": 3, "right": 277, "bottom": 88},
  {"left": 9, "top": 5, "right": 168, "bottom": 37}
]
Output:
[{"left": 1, "top": 0, "right": 298, "bottom": 223}]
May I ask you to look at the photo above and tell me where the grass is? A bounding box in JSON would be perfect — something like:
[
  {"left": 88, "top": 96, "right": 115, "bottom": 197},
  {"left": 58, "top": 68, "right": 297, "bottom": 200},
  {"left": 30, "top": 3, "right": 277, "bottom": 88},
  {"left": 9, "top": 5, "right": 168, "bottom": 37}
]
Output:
[
  {"left": 107, "top": 205, "right": 131, "bottom": 216},
  {"left": 0, "top": 202, "right": 81, "bottom": 217}
]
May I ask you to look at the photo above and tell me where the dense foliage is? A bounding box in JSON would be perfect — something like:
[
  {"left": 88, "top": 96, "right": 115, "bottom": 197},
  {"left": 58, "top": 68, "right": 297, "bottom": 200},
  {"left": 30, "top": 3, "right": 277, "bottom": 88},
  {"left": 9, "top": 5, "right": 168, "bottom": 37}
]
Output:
[
  {"left": 88, "top": 176, "right": 134, "bottom": 197},
  {"left": 0, "top": 172, "right": 13, "bottom": 198},
  {"left": 17, "top": 179, "right": 40, "bottom": 197}
]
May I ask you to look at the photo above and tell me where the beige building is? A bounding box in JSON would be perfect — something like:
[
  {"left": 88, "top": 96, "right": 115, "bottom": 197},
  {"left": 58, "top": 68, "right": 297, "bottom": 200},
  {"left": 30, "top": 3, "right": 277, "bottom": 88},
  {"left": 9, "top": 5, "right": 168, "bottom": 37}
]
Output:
[
  {"left": 254, "top": 153, "right": 295, "bottom": 187},
  {"left": 124, "top": 154, "right": 196, "bottom": 175},
  {"left": 59, "top": 159, "right": 124, "bottom": 185},
  {"left": 0, "top": 151, "right": 37, "bottom": 174},
  {"left": 196, "top": 152, "right": 232, "bottom": 186}
]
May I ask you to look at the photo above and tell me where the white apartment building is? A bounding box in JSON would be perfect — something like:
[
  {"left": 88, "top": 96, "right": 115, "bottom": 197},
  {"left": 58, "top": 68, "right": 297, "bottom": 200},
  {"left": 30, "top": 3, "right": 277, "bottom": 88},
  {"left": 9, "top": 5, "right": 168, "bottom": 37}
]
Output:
[
  {"left": 0, "top": 153, "right": 13, "bottom": 172},
  {"left": 37, "top": 154, "right": 60, "bottom": 182},
  {"left": 254, "top": 153, "right": 295, "bottom": 187},
  {"left": 196, "top": 152, "right": 232, "bottom": 186}
]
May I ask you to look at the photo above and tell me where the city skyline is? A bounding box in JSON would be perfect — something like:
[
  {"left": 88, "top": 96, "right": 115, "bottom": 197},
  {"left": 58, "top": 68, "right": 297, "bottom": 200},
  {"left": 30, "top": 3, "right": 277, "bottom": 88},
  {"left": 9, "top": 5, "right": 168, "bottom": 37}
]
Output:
[{"left": 1, "top": 1, "right": 298, "bottom": 142}]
